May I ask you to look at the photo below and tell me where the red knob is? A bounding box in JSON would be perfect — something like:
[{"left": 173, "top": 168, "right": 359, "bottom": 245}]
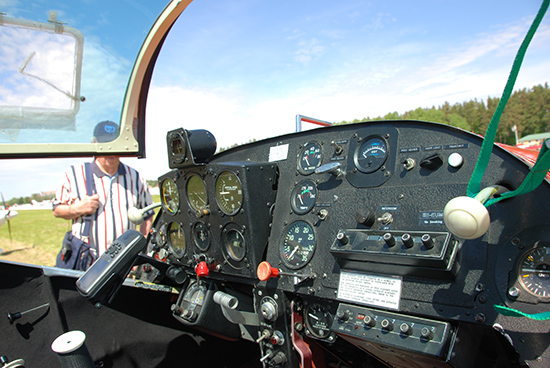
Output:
[
  {"left": 257, "top": 261, "right": 279, "bottom": 281},
  {"left": 195, "top": 261, "right": 209, "bottom": 277}
]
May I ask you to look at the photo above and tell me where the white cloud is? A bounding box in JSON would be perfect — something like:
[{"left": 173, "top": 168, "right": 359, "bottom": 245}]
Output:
[{"left": 294, "top": 38, "right": 325, "bottom": 65}]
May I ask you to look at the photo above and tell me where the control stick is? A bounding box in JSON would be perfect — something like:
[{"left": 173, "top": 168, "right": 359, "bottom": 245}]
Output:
[
  {"left": 444, "top": 186, "right": 507, "bottom": 239},
  {"left": 128, "top": 203, "right": 162, "bottom": 225}
]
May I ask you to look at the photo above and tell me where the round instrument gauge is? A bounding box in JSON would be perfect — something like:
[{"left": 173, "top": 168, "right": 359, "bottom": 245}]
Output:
[
  {"left": 161, "top": 178, "right": 180, "bottom": 215},
  {"left": 223, "top": 227, "right": 246, "bottom": 262},
  {"left": 167, "top": 222, "right": 186, "bottom": 258},
  {"left": 305, "top": 303, "right": 333, "bottom": 339},
  {"left": 298, "top": 141, "right": 323, "bottom": 175},
  {"left": 291, "top": 180, "right": 317, "bottom": 215},
  {"left": 281, "top": 220, "right": 316, "bottom": 269},
  {"left": 192, "top": 221, "right": 210, "bottom": 251},
  {"left": 518, "top": 246, "right": 550, "bottom": 298},
  {"left": 187, "top": 174, "right": 208, "bottom": 213},
  {"left": 215, "top": 171, "right": 243, "bottom": 215},
  {"left": 354, "top": 136, "right": 388, "bottom": 173}
]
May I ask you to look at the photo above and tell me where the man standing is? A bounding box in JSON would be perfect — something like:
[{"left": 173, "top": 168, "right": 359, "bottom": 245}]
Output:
[{"left": 52, "top": 121, "right": 153, "bottom": 269}]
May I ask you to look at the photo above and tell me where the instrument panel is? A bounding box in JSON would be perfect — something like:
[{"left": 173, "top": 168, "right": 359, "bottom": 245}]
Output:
[{"left": 148, "top": 121, "right": 550, "bottom": 368}]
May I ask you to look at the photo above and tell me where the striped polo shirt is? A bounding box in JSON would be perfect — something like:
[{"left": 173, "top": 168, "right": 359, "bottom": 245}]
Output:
[{"left": 53, "top": 160, "right": 153, "bottom": 258}]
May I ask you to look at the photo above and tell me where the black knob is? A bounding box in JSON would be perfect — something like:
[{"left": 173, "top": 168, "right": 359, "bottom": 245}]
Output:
[
  {"left": 381, "top": 319, "right": 393, "bottom": 331},
  {"left": 337, "top": 232, "right": 349, "bottom": 246},
  {"left": 400, "top": 323, "right": 413, "bottom": 335},
  {"left": 337, "top": 309, "right": 350, "bottom": 321},
  {"left": 421, "top": 234, "right": 434, "bottom": 249},
  {"left": 420, "top": 153, "right": 443, "bottom": 170},
  {"left": 364, "top": 315, "right": 376, "bottom": 327},
  {"left": 355, "top": 210, "right": 375, "bottom": 227},
  {"left": 421, "top": 327, "right": 435, "bottom": 340},
  {"left": 383, "top": 233, "right": 395, "bottom": 247},
  {"left": 402, "top": 233, "right": 414, "bottom": 248}
]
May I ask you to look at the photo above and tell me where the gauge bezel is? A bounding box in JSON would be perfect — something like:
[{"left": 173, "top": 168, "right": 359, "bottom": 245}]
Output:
[
  {"left": 167, "top": 221, "right": 186, "bottom": 258},
  {"left": 161, "top": 177, "right": 180, "bottom": 215},
  {"left": 221, "top": 223, "right": 247, "bottom": 268},
  {"left": 297, "top": 141, "right": 323, "bottom": 175},
  {"left": 192, "top": 221, "right": 211, "bottom": 252},
  {"left": 517, "top": 246, "right": 550, "bottom": 299},
  {"left": 186, "top": 174, "right": 208, "bottom": 213},
  {"left": 290, "top": 179, "right": 317, "bottom": 215},
  {"left": 215, "top": 171, "right": 243, "bottom": 216},
  {"left": 304, "top": 303, "right": 333, "bottom": 339},
  {"left": 167, "top": 129, "right": 188, "bottom": 169},
  {"left": 280, "top": 220, "right": 316, "bottom": 270},
  {"left": 353, "top": 135, "right": 388, "bottom": 174}
]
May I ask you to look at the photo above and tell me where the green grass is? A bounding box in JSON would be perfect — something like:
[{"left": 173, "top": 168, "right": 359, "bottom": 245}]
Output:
[
  {"left": 0, "top": 195, "right": 160, "bottom": 267},
  {"left": 0, "top": 210, "right": 69, "bottom": 266}
]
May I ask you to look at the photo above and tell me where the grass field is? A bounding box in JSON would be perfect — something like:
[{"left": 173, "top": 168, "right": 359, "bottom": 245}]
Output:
[{"left": 0, "top": 195, "right": 160, "bottom": 267}]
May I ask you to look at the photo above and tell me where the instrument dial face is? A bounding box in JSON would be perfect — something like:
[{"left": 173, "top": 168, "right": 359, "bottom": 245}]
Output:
[
  {"left": 354, "top": 136, "right": 388, "bottom": 173},
  {"left": 281, "top": 220, "right": 316, "bottom": 269},
  {"left": 161, "top": 178, "right": 180, "bottom": 215},
  {"left": 167, "top": 222, "right": 186, "bottom": 258},
  {"left": 187, "top": 174, "right": 208, "bottom": 212},
  {"left": 518, "top": 246, "right": 550, "bottom": 298},
  {"left": 305, "top": 303, "right": 333, "bottom": 339},
  {"left": 224, "top": 228, "right": 246, "bottom": 262},
  {"left": 291, "top": 180, "right": 317, "bottom": 215},
  {"left": 215, "top": 171, "right": 243, "bottom": 215},
  {"left": 171, "top": 136, "right": 186, "bottom": 155},
  {"left": 192, "top": 221, "right": 210, "bottom": 251},
  {"left": 298, "top": 141, "right": 323, "bottom": 175}
]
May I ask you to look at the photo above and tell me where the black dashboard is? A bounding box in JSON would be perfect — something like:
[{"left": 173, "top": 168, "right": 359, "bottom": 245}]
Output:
[{"left": 146, "top": 120, "right": 550, "bottom": 368}]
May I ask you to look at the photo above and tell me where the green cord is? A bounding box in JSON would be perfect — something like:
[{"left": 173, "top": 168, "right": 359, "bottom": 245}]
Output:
[
  {"left": 467, "top": 0, "right": 550, "bottom": 201},
  {"left": 494, "top": 304, "right": 550, "bottom": 321},
  {"left": 487, "top": 1, "right": 550, "bottom": 321}
]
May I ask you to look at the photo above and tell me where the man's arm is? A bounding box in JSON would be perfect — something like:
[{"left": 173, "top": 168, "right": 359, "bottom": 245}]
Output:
[{"left": 52, "top": 194, "right": 100, "bottom": 220}]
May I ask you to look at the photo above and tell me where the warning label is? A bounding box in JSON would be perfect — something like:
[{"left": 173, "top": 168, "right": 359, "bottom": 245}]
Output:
[{"left": 337, "top": 271, "right": 402, "bottom": 310}]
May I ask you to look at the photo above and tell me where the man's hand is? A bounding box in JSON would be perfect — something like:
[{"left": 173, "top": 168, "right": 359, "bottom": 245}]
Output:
[
  {"left": 76, "top": 194, "right": 100, "bottom": 215},
  {"left": 53, "top": 194, "right": 100, "bottom": 220}
]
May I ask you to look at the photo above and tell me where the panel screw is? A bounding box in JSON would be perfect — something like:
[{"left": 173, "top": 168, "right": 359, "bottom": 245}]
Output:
[
  {"left": 475, "top": 313, "right": 486, "bottom": 323},
  {"left": 508, "top": 286, "right": 520, "bottom": 299}
]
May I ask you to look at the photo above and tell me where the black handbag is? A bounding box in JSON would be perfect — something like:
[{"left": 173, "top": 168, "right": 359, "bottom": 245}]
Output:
[{"left": 55, "top": 162, "right": 97, "bottom": 271}]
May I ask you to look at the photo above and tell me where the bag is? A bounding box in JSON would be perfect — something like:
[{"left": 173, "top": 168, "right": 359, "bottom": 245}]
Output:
[
  {"left": 55, "top": 231, "right": 94, "bottom": 271},
  {"left": 55, "top": 162, "right": 97, "bottom": 271}
]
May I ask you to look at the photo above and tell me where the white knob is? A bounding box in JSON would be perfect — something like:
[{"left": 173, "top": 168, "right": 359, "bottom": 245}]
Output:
[
  {"left": 443, "top": 196, "right": 490, "bottom": 239},
  {"left": 128, "top": 207, "right": 145, "bottom": 224},
  {"left": 448, "top": 152, "right": 464, "bottom": 168}
]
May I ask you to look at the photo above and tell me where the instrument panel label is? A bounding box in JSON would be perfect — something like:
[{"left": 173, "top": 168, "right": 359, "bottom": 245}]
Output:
[
  {"left": 338, "top": 271, "right": 402, "bottom": 310},
  {"left": 269, "top": 144, "right": 289, "bottom": 162},
  {"left": 419, "top": 211, "right": 444, "bottom": 225}
]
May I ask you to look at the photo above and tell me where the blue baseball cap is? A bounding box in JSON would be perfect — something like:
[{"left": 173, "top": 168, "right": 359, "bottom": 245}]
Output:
[{"left": 93, "top": 121, "right": 119, "bottom": 143}]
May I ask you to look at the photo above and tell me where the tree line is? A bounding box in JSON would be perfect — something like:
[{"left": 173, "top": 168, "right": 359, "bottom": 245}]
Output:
[{"left": 335, "top": 83, "right": 550, "bottom": 145}]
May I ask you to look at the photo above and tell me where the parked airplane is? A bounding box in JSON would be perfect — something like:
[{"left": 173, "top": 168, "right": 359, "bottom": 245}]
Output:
[
  {"left": 0, "top": 208, "right": 18, "bottom": 228},
  {"left": 0, "top": 1, "right": 549, "bottom": 368}
]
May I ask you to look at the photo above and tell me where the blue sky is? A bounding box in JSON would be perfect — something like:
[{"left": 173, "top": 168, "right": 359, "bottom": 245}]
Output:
[{"left": 1, "top": 0, "right": 549, "bottom": 200}]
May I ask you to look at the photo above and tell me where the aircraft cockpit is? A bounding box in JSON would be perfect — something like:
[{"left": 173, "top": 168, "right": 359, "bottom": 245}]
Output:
[{"left": 1, "top": 1, "right": 549, "bottom": 367}]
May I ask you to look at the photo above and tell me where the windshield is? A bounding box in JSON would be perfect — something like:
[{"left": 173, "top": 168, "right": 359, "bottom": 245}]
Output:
[{"left": 0, "top": 0, "right": 169, "bottom": 150}]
